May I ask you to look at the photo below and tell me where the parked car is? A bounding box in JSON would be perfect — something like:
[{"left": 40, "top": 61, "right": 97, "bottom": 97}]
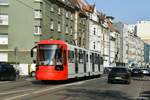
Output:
[
  {"left": 141, "top": 68, "right": 150, "bottom": 76},
  {"left": 104, "top": 67, "right": 113, "bottom": 74},
  {"left": 0, "top": 62, "right": 17, "bottom": 81},
  {"left": 108, "top": 67, "right": 131, "bottom": 84},
  {"left": 131, "top": 68, "right": 143, "bottom": 77}
]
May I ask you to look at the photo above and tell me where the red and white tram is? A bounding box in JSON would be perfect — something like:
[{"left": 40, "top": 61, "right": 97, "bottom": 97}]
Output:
[{"left": 31, "top": 40, "right": 103, "bottom": 81}]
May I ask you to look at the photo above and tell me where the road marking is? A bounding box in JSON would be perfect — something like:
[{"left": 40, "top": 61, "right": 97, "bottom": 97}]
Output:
[
  {"left": 4, "top": 94, "right": 29, "bottom": 100},
  {"left": 4, "top": 81, "right": 85, "bottom": 100},
  {"left": 136, "top": 77, "right": 144, "bottom": 99},
  {"left": 26, "top": 78, "right": 36, "bottom": 81},
  {"left": 0, "top": 81, "right": 10, "bottom": 85},
  {"left": 0, "top": 89, "right": 34, "bottom": 95}
]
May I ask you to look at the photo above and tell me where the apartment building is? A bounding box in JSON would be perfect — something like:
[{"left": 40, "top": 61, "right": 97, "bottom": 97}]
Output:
[
  {"left": 0, "top": 0, "right": 76, "bottom": 63},
  {"left": 88, "top": 7, "right": 101, "bottom": 52},
  {"left": 144, "top": 43, "right": 150, "bottom": 67},
  {"left": 136, "top": 21, "right": 150, "bottom": 45},
  {"left": 123, "top": 24, "right": 144, "bottom": 67},
  {"left": 99, "top": 16, "right": 121, "bottom": 67}
]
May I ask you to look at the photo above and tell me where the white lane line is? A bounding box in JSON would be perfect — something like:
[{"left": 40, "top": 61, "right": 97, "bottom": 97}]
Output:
[
  {"left": 136, "top": 77, "right": 144, "bottom": 99},
  {"left": 4, "top": 94, "right": 29, "bottom": 100},
  {"left": 0, "top": 81, "right": 10, "bottom": 85},
  {"left": 4, "top": 81, "right": 85, "bottom": 100},
  {"left": 0, "top": 89, "right": 34, "bottom": 95}
]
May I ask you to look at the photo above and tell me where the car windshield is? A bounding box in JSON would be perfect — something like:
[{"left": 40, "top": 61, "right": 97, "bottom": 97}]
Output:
[
  {"left": 37, "top": 44, "right": 63, "bottom": 66},
  {"left": 111, "top": 68, "right": 127, "bottom": 73},
  {"left": 132, "top": 69, "right": 141, "bottom": 71}
]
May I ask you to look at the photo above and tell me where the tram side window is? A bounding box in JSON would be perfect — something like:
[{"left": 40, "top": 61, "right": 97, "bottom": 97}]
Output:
[
  {"left": 95, "top": 54, "right": 99, "bottom": 64},
  {"left": 86, "top": 54, "right": 88, "bottom": 62},
  {"left": 100, "top": 57, "right": 103, "bottom": 65},
  {"left": 97, "top": 54, "right": 100, "bottom": 64},
  {"left": 63, "top": 50, "right": 67, "bottom": 64},
  {"left": 95, "top": 54, "right": 97, "bottom": 64},
  {"left": 90, "top": 55, "right": 92, "bottom": 63},
  {"left": 92, "top": 53, "right": 95, "bottom": 64},
  {"left": 79, "top": 50, "right": 83, "bottom": 64},
  {"left": 68, "top": 50, "right": 74, "bottom": 63},
  {"left": 83, "top": 51, "right": 86, "bottom": 62},
  {"left": 56, "top": 49, "right": 62, "bottom": 65}
]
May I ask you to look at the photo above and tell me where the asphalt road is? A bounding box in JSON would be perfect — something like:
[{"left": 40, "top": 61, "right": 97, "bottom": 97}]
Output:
[{"left": 0, "top": 76, "right": 150, "bottom": 100}]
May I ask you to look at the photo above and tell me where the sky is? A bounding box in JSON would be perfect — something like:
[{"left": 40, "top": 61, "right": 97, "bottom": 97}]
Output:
[{"left": 87, "top": 0, "right": 150, "bottom": 24}]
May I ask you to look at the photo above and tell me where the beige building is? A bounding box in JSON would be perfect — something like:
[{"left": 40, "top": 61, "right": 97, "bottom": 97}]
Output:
[
  {"left": 124, "top": 24, "right": 144, "bottom": 67},
  {"left": 136, "top": 21, "right": 150, "bottom": 45}
]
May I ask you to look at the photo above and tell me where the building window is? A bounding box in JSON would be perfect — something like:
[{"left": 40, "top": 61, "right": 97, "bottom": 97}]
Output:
[
  {"left": 82, "top": 20, "right": 86, "bottom": 25},
  {"left": 0, "top": 15, "right": 8, "bottom": 25},
  {"left": 0, "top": 34, "right": 8, "bottom": 45},
  {"left": 66, "top": 12, "right": 69, "bottom": 18},
  {"left": 0, "top": 0, "right": 9, "bottom": 5},
  {"left": 34, "top": 10, "right": 42, "bottom": 19},
  {"left": 58, "top": 22, "right": 61, "bottom": 32},
  {"left": 34, "top": 26, "right": 42, "bottom": 35},
  {"left": 34, "top": 0, "right": 42, "bottom": 2},
  {"left": 94, "top": 27, "right": 96, "bottom": 35},
  {"left": 50, "top": 19, "right": 54, "bottom": 30},
  {"left": 93, "top": 42, "right": 95, "bottom": 49},
  {"left": 58, "top": 8, "right": 61, "bottom": 15},
  {"left": 70, "top": 27, "right": 73, "bottom": 35},
  {"left": 70, "top": 13, "right": 73, "bottom": 20},
  {"left": 65, "top": 25, "right": 69, "bottom": 33},
  {"left": 0, "top": 53, "right": 8, "bottom": 62},
  {"left": 50, "top": 5, "right": 54, "bottom": 12}
]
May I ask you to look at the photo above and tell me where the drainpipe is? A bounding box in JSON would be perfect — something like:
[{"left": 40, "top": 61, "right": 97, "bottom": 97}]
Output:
[
  {"left": 109, "top": 30, "right": 111, "bottom": 67},
  {"left": 74, "top": 11, "right": 78, "bottom": 45}
]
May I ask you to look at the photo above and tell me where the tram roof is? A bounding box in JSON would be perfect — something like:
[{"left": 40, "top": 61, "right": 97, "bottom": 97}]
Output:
[
  {"left": 37, "top": 40, "right": 68, "bottom": 45},
  {"left": 37, "top": 40, "right": 101, "bottom": 54}
]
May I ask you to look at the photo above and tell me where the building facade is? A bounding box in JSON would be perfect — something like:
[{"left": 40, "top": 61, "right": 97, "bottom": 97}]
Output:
[
  {"left": 0, "top": 0, "right": 77, "bottom": 63},
  {"left": 88, "top": 7, "right": 101, "bottom": 52},
  {"left": 123, "top": 24, "right": 144, "bottom": 67},
  {"left": 144, "top": 43, "right": 150, "bottom": 68},
  {"left": 136, "top": 21, "right": 150, "bottom": 45},
  {"left": 0, "top": 0, "right": 124, "bottom": 67},
  {"left": 99, "top": 17, "right": 121, "bottom": 67}
]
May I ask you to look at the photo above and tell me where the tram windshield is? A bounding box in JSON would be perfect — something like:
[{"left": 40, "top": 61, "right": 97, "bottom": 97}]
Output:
[{"left": 38, "top": 44, "right": 63, "bottom": 66}]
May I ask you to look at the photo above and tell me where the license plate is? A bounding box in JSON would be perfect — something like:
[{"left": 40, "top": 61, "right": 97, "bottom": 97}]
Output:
[{"left": 115, "top": 77, "right": 122, "bottom": 79}]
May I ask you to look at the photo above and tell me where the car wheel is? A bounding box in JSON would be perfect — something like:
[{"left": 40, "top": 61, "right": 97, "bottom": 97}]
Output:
[
  {"left": 9, "top": 75, "right": 16, "bottom": 81},
  {"left": 107, "top": 80, "right": 112, "bottom": 83},
  {"left": 0, "top": 76, "right": 3, "bottom": 81},
  {"left": 31, "top": 71, "right": 36, "bottom": 77},
  {"left": 126, "top": 79, "right": 131, "bottom": 84}
]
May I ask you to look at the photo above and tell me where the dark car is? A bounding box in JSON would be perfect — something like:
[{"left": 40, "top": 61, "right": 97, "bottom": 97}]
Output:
[
  {"left": 131, "top": 68, "right": 143, "bottom": 77},
  {"left": 0, "top": 62, "right": 17, "bottom": 81},
  {"left": 104, "top": 67, "right": 113, "bottom": 74},
  {"left": 108, "top": 67, "right": 131, "bottom": 84}
]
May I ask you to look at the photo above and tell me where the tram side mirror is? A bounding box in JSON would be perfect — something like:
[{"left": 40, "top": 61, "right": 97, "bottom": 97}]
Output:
[
  {"left": 63, "top": 50, "right": 66, "bottom": 64},
  {"left": 31, "top": 46, "right": 37, "bottom": 57},
  {"left": 31, "top": 49, "right": 34, "bottom": 58},
  {"left": 56, "top": 48, "right": 62, "bottom": 59}
]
